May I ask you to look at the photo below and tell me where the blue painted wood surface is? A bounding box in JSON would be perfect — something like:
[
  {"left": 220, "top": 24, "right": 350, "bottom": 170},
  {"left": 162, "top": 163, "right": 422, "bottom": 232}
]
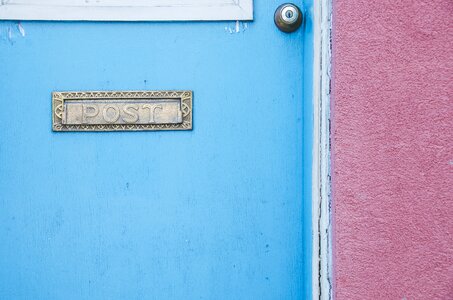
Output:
[{"left": 0, "top": 1, "right": 313, "bottom": 299}]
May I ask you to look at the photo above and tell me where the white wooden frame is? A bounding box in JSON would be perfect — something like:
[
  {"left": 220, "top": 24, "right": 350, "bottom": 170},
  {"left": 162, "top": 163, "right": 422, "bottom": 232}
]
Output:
[
  {"left": 312, "top": 0, "right": 333, "bottom": 299},
  {"left": 0, "top": 0, "right": 253, "bottom": 21}
]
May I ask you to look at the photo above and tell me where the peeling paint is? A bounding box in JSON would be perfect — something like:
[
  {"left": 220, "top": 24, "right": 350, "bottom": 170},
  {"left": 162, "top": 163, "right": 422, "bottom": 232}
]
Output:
[
  {"left": 18, "top": 22, "right": 25, "bottom": 37},
  {"left": 0, "top": 21, "right": 26, "bottom": 44},
  {"left": 224, "top": 21, "right": 249, "bottom": 34},
  {"left": 312, "top": 0, "right": 333, "bottom": 299}
]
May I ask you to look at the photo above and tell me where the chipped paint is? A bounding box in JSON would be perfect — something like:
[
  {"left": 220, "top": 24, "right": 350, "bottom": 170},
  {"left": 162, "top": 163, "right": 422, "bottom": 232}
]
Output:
[
  {"left": 0, "top": 21, "right": 26, "bottom": 43},
  {"left": 17, "top": 22, "right": 25, "bottom": 36},
  {"left": 224, "top": 21, "right": 249, "bottom": 34},
  {"left": 312, "top": 0, "right": 333, "bottom": 299}
]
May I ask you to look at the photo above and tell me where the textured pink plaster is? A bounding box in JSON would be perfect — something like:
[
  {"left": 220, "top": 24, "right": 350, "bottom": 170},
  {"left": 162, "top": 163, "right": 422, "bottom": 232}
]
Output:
[{"left": 332, "top": 1, "right": 453, "bottom": 299}]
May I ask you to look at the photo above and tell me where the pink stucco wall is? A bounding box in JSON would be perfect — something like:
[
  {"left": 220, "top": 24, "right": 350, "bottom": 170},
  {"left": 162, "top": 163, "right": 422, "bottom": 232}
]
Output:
[{"left": 332, "top": 0, "right": 453, "bottom": 299}]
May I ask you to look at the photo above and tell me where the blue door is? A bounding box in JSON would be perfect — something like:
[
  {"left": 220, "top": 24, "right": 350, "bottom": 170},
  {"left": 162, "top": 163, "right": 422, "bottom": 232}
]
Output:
[{"left": 0, "top": 1, "right": 313, "bottom": 299}]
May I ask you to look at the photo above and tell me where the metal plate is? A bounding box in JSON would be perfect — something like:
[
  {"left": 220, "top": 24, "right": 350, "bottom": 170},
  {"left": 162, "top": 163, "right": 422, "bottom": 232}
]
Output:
[{"left": 52, "top": 91, "right": 192, "bottom": 132}]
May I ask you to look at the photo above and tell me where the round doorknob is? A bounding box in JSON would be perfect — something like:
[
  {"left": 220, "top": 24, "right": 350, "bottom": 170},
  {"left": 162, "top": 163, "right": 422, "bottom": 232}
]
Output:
[{"left": 274, "top": 3, "right": 303, "bottom": 33}]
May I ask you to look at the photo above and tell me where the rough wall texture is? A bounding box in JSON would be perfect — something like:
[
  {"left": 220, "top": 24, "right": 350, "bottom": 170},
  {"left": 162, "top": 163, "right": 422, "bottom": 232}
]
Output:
[{"left": 332, "top": 1, "right": 453, "bottom": 299}]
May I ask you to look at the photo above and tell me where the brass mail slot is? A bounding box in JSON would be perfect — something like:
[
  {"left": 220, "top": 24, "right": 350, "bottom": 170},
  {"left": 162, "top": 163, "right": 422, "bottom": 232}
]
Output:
[{"left": 52, "top": 91, "right": 192, "bottom": 131}]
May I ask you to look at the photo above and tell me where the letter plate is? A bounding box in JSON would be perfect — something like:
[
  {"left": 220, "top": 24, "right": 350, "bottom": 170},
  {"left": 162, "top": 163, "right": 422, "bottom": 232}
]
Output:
[{"left": 52, "top": 91, "right": 192, "bottom": 131}]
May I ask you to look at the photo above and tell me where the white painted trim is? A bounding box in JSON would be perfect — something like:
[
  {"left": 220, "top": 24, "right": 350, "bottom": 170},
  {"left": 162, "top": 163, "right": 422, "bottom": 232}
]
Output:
[
  {"left": 0, "top": 0, "right": 253, "bottom": 21},
  {"left": 312, "top": 0, "right": 333, "bottom": 299}
]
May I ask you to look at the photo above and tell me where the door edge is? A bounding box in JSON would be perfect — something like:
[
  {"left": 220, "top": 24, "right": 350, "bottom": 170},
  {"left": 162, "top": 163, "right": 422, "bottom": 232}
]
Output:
[{"left": 312, "top": 0, "right": 333, "bottom": 299}]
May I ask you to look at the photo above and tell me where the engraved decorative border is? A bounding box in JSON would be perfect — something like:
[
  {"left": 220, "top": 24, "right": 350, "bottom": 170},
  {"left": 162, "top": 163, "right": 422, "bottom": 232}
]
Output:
[{"left": 52, "top": 90, "right": 192, "bottom": 132}]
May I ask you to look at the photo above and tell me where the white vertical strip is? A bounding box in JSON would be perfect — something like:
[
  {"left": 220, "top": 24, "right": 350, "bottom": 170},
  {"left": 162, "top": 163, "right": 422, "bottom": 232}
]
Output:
[{"left": 312, "top": 0, "right": 333, "bottom": 299}]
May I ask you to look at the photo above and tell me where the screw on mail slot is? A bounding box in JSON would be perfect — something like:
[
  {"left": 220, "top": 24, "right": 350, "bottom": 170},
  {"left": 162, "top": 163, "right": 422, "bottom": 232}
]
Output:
[{"left": 52, "top": 91, "right": 192, "bottom": 132}]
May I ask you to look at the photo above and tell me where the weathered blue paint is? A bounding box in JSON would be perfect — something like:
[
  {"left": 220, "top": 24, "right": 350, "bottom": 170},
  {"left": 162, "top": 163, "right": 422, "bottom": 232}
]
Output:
[{"left": 0, "top": 1, "right": 313, "bottom": 299}]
